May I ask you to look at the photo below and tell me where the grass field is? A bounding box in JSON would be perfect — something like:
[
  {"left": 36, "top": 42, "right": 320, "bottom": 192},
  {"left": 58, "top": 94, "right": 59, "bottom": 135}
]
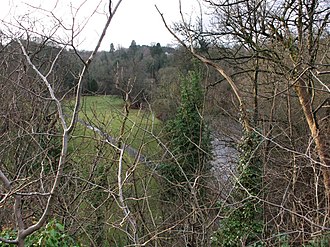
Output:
[
  {"left": 64, "top": 95, "right": 166, "bottom": 246},
  {"left": 69, "top": 95, "right": 162, "bottom": 156}
]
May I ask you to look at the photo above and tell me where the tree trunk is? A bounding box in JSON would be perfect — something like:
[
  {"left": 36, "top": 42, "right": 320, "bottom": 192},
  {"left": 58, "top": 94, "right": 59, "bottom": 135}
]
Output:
[{"left": 294, "top": 80, "right": 330, "bottom": 217}]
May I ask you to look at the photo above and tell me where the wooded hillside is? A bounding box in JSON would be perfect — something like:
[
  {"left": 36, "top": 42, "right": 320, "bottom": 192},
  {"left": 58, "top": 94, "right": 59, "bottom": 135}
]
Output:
[{"left": 0, "top": 0, "right": 329, "bottom": 246}]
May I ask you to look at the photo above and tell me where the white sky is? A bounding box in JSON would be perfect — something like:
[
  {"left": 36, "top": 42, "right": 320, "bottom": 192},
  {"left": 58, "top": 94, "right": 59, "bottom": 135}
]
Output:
[{"left": 0, "top": 0, "right": 203, "bottom": 50}]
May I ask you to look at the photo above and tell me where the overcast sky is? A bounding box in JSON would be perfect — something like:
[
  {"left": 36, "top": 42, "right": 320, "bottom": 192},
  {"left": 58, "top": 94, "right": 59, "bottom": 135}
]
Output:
[{"left": 0, "top": 0, "right": 203, "bottom": 50}]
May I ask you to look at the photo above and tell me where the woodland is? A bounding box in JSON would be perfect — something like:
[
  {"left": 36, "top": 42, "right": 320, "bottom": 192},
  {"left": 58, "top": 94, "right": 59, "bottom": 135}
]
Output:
[{"left": 0, "top": 0, "right": 329, "bottom": 246}]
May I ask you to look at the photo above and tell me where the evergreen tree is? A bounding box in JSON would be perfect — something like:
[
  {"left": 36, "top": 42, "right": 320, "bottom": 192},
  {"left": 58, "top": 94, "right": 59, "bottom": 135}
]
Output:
[
  {"left": 109, "top": 43, "right": 115, "bottom": 53},
  {"left": 160, "top": 69, "right": 211, "bottom": 194},
  {"left": 87, "top": 78, "right": 99, "bottom": 93}
]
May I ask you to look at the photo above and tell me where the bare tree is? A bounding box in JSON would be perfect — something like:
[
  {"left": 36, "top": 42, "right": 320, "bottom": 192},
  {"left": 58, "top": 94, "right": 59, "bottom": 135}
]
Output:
[
  {"left": 0, "top": 1, "right": 123, "bottom": 245},
  {"left": 158, "top": 0, "right": 330, "bottom": 245}
]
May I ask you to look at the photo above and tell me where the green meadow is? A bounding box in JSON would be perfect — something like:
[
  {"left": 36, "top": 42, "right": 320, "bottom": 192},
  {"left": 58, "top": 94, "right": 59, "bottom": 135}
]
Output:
[
  {"left": 68, "top": 95, "right": 162, "bottom": 157},
  {"left": 64, "top": 95, "right": 166, "bottom": 245}
]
